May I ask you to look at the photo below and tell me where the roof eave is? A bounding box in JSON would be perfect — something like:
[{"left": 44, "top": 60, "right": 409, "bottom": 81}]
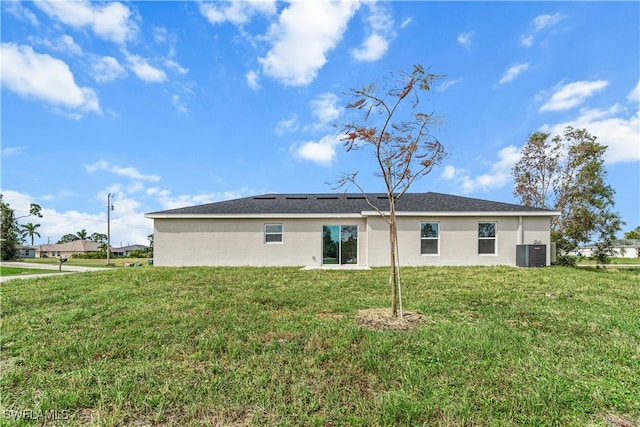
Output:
[
  {"left": 146, "top": 210, "right": 560, "bottom": 219},
  {"left": 364, "top": 210, "right": 560, "bottom": 217},
  {"left": 144, "top": 213, "right": 364, "bottom": 219}
]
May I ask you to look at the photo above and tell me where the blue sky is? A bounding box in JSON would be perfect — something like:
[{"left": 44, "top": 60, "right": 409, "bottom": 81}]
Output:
[{"left": 2, "top": 1, "right": 639, "bottom": 247}]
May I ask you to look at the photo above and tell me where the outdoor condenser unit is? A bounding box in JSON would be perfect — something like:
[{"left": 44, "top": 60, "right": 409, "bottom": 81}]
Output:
[{"left": 516, "top": 244, "right": 547, "bottom": 267}]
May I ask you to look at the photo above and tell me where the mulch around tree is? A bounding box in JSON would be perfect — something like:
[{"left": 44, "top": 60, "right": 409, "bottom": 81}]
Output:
[{"left": 355, "top": 308, "right": 425, "bottom": 331}]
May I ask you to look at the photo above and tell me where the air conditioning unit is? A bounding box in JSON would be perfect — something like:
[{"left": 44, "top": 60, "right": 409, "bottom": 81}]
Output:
[{"left": 516, "top": 244, "right": 547, "bottom": 267}]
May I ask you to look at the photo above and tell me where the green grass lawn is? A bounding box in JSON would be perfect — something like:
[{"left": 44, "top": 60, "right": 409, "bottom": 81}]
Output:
[
  {"left": 1, "top": 266, "right": 638, "bottom": 426},
  {"left": 14, "top": 257, "right": 151, "bottom": 268},
  {"left": 0, "top": 267, "right": 64, "bottom": 277},
  {"left": 576, "top": 257, "right": 640, "bottom": 265}
]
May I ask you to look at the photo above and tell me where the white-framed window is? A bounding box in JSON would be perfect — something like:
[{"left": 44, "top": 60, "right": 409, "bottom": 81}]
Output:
[
  {"left": 478, "top": 222, "right": 497, "bottom": 255},
  {"left": 420, "top": 222, "right": 439, "bottom": 255},
  {"left": 264, "top": 223, "right": 283, "bottom": 244}
]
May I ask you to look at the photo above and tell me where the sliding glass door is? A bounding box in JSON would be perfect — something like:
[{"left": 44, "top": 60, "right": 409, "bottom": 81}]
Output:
[{"left": 322, "top": 225, "right": 358, "bottom": 265}]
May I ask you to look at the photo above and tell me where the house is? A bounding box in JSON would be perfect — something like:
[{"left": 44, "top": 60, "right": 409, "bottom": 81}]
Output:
[
  {"left": 34, "top": 240, "right": 106, "bottom": 258},
  {"left": 18, "top": 246, "right": 36, "bottom": 258},
  {"left": 112, "top": 244, "right": 149, "bottom": 257},
  {"left": 145, "top": 192, "right": 559, "bottom": 268},
  {"left": 578, "top": 239, "right": 640, "bottom": 259}
]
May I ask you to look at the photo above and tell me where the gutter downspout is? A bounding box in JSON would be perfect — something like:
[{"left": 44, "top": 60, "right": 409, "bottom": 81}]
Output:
[{"left": 518, "top": 216, "right": 523, "bottom": 245}]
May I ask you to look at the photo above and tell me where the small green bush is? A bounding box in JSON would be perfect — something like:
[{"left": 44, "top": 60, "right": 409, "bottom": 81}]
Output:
[
  {"left": 71, "top": 252, "right": 106, "bottom": 259},
  {"left": 127, "top": 249, "right": 148, "bottom": 258},
  {"left": 555, "top": 254, "right": 577, "bottom": 267}
]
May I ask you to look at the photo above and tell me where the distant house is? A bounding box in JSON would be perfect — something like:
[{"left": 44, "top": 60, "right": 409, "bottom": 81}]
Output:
[
  {"left": 145, "top": 192, "right": 559, "bottom": 268},
  {"left": 578, "top": 240, "right": 640, "bottom": 259},
  {"left": 112, "top": 244, "right": 148, "bottom": 257},
  {"left": 18, "top": 246, "right": 36, "bottom": 258},
  {"left": 34, "top": 240, "right": 106, "bottom": 258}
]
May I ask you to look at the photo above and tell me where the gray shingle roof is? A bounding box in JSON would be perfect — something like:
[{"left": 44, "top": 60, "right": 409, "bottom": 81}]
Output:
[{"left": 146, "top": 192, "right": 555, "bottom": 216}]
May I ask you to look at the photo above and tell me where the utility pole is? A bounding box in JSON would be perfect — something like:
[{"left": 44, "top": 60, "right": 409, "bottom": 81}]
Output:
[{"left": 107, "top": 193, "right": 114, "bottom": 265}]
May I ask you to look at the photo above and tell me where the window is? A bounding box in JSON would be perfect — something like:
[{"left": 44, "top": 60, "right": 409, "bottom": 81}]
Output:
[
  {"left": 264, "top": 223, "right": 283, "bottom": 243},
  {"left": 420, "top": 222, "right": 439, "bottom": 255},
  {"left": 478, "top": 222, "right": 497, "bottom": 254}
]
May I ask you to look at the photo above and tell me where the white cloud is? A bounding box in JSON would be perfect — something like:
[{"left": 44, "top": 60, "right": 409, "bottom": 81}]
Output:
[
  {"left": 259, "top": 1, "right": 360, "bottom": 86},
  {"left": 153, "top": 188, "right": 256, "bottom": 210},
  {"left": 85, "top": 160, "right": 161, "bottom": 182},
  {"left": 441, "top": 165, "right": 458, "bottom": 180},
  {"left": 164, "top": 58, "right": 188, "bottom": 76},
  {"left": 34, "top": 0, "right": 138, "bottom": 44},
  {"left": 123, "top": 51, "right": 167, "bottom": 83},
  {"left": 38, "top": 35, "right": 83, "bottom": 56},
  {"left": 310, "top": 93, "right": 341, "bottom": 127},
  {"left": 443, "top": 146, "right": 521, "bottom": 193},
  {"left": 540, "top": 104, "right": 639, "bottom": 164},
  {"left": 520, "top": 12, "right": 565, "bottom": 48},
  {"left": 540, "top": 80, "right": 608, "bottom": 112},
  {"left": 4, "top": 1, "right": 39, "bottom": 26},
  {"left": 628, "top": 80, "right": 640, "bottom": 104},
  {"left": 457, "top": 31, "right": 474, "bottom": 50},
  {"left": 498, "top": 63, "right": 530, "bottom": 85},
  {"left": 60, "top": 35, "right": 83, "bottom": 55},
  {"left": 91, "top": 56, "right": 127, "bottom": 82},
  {"left": 436, "top": 79, "right": 462, "bottom": 92},
  {"left": 172, "top": 94, "right": 188, "bottom": 114},
  {"left": 292, "top": 134, "right": 342, "bottom": 167},
  {"left": 351, "top": 2, "right": 394, "bottom": 62},
  {"left": 199, "top": 1, "right": 277, "bottom": 26},
  {"left": 276, "top": 114, "right": 299, "bottom": 135},
  {"left": 246, "top": 69, "right": 261, "bottom": 90},
  {"left": 2, "top": 182, "right": 258, "bottom": 247},
  {"left": 352, "top": 33, "right": 389, "bottom": 62},
  {"left": 2, "top": 146, "right": 25, "bottom": 157},
  {"left": 0, "top": 43, "right": 101, "bottom": 116},
  {"left": 399, "top": 17, "right": 412, "bottom": 29},
  {"left": 520, "top": 34, "right": 534, "bottom": 48},
  {"left": 534, "top": 12, "right": 564, "bottom": 31}
]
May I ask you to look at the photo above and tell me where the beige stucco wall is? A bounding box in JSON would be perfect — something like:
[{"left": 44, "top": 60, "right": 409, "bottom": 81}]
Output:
[
  {"left": 366, "top": 215, "right": 553, "bottom": 267},
  {"left": 152, "top": 214, "right": 552, "bottom": 267},
  {"left": 153, "top": 217, "right": 368, "bottom": 267}
]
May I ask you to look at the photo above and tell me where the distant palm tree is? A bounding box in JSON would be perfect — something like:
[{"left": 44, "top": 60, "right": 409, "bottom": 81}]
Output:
[
  {"left": 20, "top": 223, "right": 41, "bottom": 246},
  {"left": 76, "top": 229, "right": 89, "bottom": 241}
]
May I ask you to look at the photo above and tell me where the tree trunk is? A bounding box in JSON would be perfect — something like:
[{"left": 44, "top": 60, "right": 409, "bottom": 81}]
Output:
[{"left": 389, "top": 201, "right": 398, "bottom": 317}]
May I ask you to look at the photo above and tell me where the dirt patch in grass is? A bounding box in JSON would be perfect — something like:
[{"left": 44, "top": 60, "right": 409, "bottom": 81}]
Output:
[
  {"left": 604, "top": 414, "right": 639, "bottom": 427},
  {"left": 355, "top": 308, "right": 425, "bottom": 331},
  {"left": 314, "top": 310, "right": 344, "bottom": 321}
]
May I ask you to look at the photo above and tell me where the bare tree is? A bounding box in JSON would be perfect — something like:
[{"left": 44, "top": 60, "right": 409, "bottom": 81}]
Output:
[{"left": 336, "top": 64, "right": 446, "bottom": 317}]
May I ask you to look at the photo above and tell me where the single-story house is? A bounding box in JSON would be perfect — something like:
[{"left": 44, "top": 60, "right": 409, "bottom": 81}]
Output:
[
  {"left": 578, "top": 239, "right": 640, "bottom": 258},
  {"left": 34, "top": 240, "right": 107, "bottom": 258},
  {"left": 112, "top": 244, "right": 149, "bottom": 257},
  {"left": 18, "top": 246, "right": 36, "bottom": 258},
  {"left": 145, "top": 192, "right": 559, "bottom": 268}
]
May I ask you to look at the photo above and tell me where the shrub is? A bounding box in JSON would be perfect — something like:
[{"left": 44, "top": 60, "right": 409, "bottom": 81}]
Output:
[
  {"left": 127, "top": 249, "right": 148, "bottom": 258},
  {"left": 71, "top": 252, "right": 106, "bottom": 259},
  {"left": 556, "top": 254, "right": 577, "bottom": 267}
]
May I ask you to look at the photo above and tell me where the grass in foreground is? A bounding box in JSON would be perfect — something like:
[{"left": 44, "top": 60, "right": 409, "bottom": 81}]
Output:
[
  {"left": 0, "top": 267, "right": 63, "bottom": 277},
  {"left": 1, "top": 266, "right": 639, "bottom": 426},
  {"left": 13, "top": 257, "right": 151, "bottom": 269}
]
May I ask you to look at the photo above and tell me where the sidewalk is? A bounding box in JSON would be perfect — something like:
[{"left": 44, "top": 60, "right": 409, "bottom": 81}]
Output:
[{"left": 0, "top": 261, "right": 109, "bottom": 282}]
